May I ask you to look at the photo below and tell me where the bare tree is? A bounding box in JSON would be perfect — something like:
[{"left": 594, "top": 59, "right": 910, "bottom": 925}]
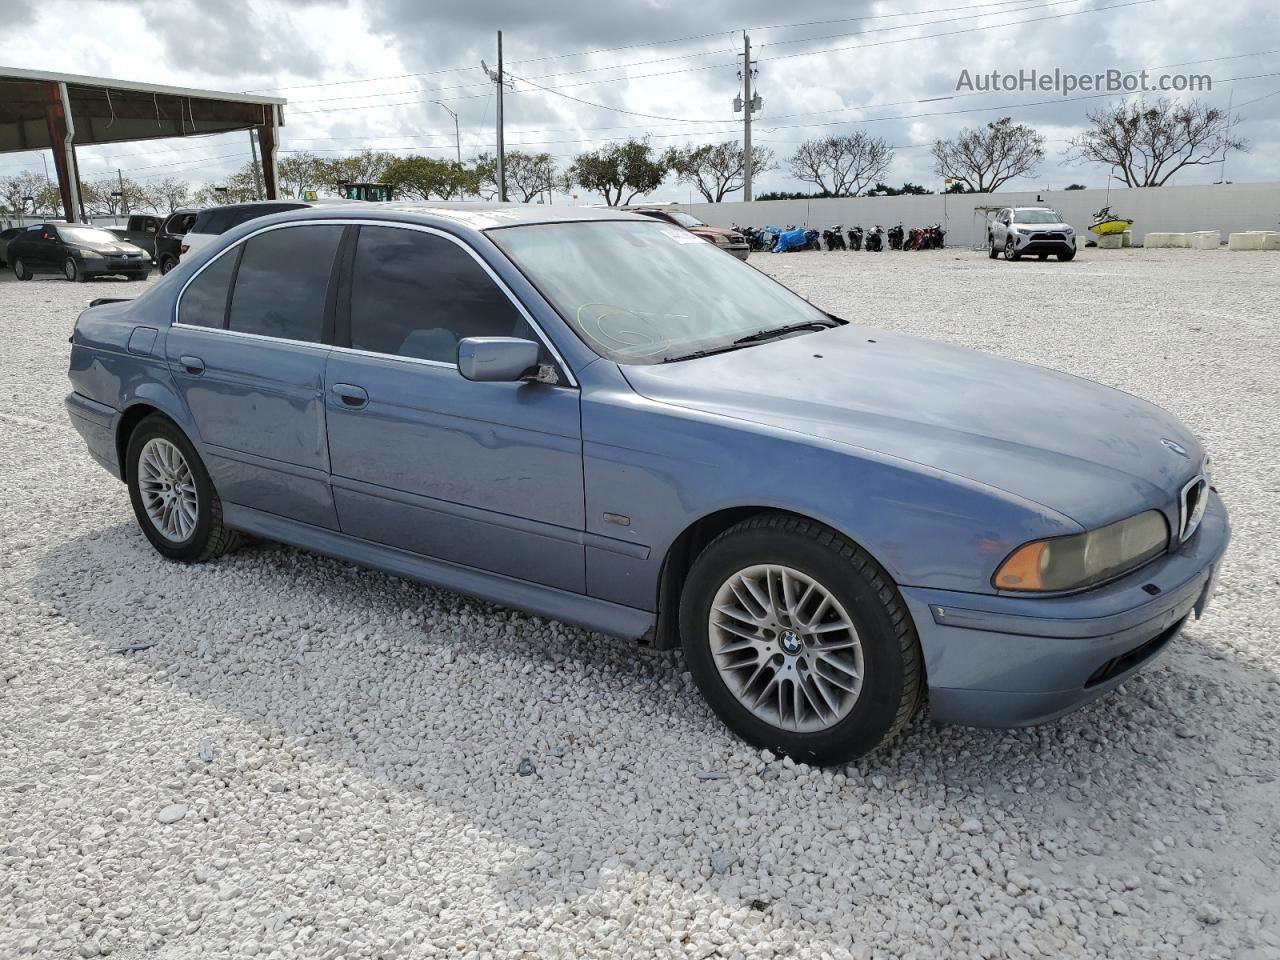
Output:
[
  {"left": 931, "top": 117, "right": 1045, "bottom": 193},
  {"left": 147, "top": 177, "right": 191, "bottom": 212},
  {"left": 84, "top": 176, "right": 151, "bottom": 216},
  {"left": 277, "top": 152, "right": 327, "bottom": 199},
  {"left": 787, "top": 134, "right": 893, "bottom": 197},
  {"left": 1066, "top": 98, "right": 1247, "bottom": 187},
  {"left": 0, "top": 170, "right": 47, "bottom": 216},
  {"left": 665, "top": 141, "right": 776, "bottom": 202}
]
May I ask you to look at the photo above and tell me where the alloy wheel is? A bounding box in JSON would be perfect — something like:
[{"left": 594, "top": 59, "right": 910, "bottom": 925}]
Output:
[
  {"left": 137, "top": 437, "right": 199, "bottom": 542},
  {"left": 708, "top": 564, "right": 865, "bottom": 733}
]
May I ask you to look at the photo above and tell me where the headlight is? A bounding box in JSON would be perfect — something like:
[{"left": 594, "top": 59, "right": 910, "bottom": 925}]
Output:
[
  {"left": 993, "top": 510, "right": 1169, "bottom": 592},
  {"left": 79, "top": 248, "right": 103, "bottom": 258},
  {"left": 712, "top": 234, "right": 730, "bottom": 245}
]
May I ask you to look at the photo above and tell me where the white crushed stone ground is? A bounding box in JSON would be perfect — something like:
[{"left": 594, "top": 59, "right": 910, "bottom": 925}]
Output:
[{"left": 1, "top": 248, "right": 1278, "bottom": 960}]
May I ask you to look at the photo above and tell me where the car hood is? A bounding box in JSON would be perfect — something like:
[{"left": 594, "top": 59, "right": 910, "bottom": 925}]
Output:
[
  {"left": 81, "top": 240, "right": 145, "bottom": 254},
  {"left": 1015, "top": 221, "right": 1073, "bottom": 232},
  {"left": 621, "top": 324, "right": 1202, "bottom": 529}
]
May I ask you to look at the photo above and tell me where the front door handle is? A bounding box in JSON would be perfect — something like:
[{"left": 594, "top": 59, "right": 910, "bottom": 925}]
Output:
[
  {"left": 331, "top": 383, "right": 369, "bottom": 409},
  {"left": 179, "top": 355, "right": 205, "bottom": 375}
]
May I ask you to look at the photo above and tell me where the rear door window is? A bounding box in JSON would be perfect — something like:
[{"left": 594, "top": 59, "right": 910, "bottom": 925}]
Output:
[
  {"left": 227, "top": 225, "right": 343, "bottom": 343},
  {"left": 178, "top": 251, "right": 238, "bottom": 329}
]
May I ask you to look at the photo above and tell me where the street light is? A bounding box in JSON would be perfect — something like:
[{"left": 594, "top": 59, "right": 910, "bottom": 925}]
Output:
[{"left": 433, "top": 101, "right": 461, "bottom": 166}]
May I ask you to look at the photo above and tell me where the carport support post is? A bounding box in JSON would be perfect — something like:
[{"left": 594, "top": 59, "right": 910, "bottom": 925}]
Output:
[
  {"left": 256, "top": 107, "right": 279, "bottom": 201},
  {"left": 44, "top": 81, "right": 82, "bottom": 223}
]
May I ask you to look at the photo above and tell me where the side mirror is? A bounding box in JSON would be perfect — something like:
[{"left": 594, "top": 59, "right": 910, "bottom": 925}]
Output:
[{"left": 457, "top": 337, "right": 542, "bottom": 383}]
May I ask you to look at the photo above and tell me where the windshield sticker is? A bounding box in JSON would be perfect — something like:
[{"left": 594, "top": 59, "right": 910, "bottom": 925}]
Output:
[{"left": 660, "top": 227, "right": 704, "bottom": 244}]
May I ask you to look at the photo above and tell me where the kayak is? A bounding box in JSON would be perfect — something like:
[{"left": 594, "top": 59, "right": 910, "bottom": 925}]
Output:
[{"left": 1089, "top": 218, "right": 1133, "bottom": 235}]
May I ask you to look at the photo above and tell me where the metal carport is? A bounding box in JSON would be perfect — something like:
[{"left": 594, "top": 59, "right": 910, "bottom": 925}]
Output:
[{"left": 0, "top": 67, "right": 286, "bottom": 222}]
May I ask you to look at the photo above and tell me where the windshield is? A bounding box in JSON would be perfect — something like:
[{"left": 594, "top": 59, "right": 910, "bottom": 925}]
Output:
[
  {"left": 492, "top": 220, "right": 833, "bottom": 364},
  {"left": 668, "top": 210, "right": 705, "bottom": 228},
  {"left": 60, "top": 227, "right": 119, "bottom": 244},
  {"left": 1012, "top": 209, "right": 1064, "bottom": 224}
]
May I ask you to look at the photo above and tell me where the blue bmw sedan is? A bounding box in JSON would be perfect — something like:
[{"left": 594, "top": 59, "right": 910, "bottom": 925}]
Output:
[{"left": 65, "top": 204, "right": 1229, "bottom": 764}]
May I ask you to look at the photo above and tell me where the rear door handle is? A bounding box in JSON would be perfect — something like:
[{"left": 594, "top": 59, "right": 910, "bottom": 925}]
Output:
[
  {"left": 331, "top": 383, "right": 369, "bottom": 409},
  {"left": 179, "top": 355, "right": 205, "bottom": 375}
]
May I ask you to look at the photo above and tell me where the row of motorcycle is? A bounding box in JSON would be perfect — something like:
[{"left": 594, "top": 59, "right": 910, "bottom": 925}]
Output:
[{"left": 737, "top": 223, "right": 947, "bottom": 253}]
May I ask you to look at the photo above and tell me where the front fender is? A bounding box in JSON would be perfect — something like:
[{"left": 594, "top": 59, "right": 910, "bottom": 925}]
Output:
[{"left": 580, "top": 363, "right": 1080, "bottom": 608}]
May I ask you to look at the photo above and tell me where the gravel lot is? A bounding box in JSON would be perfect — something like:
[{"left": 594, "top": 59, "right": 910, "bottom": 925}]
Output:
[{"left": 1, "top": 248, "right": 1278, "bottom": 960}]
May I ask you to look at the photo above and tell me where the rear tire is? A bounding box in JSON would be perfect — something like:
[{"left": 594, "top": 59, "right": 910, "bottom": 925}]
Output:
[
  {"left": 158, "top": 255, "right": 177, "bottom": 275},
  {"left": 679, "top": 513, "right": 924, "bottom": 765},
  {"left": 126, "top": 415, "right": 241, "bottom": 563},
  {"left": 13, "top": 257, "right": 32, "bottom": 280},
  {"left": 988, "top": 237, "right": 998, "bottom": 259},
  {"left": 1037, "top": 253, "right": 1049, "bottom": 260}
]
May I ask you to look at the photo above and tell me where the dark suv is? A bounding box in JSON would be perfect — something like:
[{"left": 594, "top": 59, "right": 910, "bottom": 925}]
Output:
[{"left": 153, "top": 208, "right": 199, "bottom": 275}]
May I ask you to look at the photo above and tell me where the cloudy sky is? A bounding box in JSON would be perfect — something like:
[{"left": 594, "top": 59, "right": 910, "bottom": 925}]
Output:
[{"left": 1, "top": 0, "right": 1277, "bottom": 201}]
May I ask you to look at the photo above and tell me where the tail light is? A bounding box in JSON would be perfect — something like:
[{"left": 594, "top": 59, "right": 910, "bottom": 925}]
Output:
[{"left": 180, "top": 243, "right": 189, "bottom": 254}]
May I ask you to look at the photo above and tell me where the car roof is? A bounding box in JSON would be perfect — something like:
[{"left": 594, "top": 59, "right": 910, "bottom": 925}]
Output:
[{"left": 255, "top": 201, "right": 651, "bottom": 231}]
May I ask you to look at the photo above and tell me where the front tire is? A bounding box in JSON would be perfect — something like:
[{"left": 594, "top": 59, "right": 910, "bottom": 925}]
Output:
[
  {"left": 64, "top": 258, "right": 86, "bottom": 282},
  {"left": 1058, "top": 249, "right": 1076, "bottom": 261},
  {"left": 126, "top": 415, "right": 240, "bottom": 563},
  {"left": 1005, "top": 237, "right": 1021, "bottom": 261},
  {"left": 679, "top": 514, "right": 924, "bottom": 765},
  {"left": 13, "top": 257, "right": 32, "bottom": 280}
]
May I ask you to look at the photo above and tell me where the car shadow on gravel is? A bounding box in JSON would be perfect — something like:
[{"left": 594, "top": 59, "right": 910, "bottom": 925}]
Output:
[{"left": 32, "top": 521, "right": 1280, "bottom": 917}]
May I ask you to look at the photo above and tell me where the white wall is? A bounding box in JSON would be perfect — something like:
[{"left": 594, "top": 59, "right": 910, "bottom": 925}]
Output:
[{"left": 676, "top": 181, "right": 1280, "bottom": 248}]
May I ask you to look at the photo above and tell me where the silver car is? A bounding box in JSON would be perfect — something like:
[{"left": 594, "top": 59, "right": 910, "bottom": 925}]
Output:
[{"left": 989, "top": 207, "right": 1077, "bottom": 261}]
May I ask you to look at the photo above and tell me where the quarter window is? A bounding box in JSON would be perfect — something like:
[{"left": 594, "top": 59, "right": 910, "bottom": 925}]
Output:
[
  {"left": 347, "top": 226, "right": 532, "bottom": 364},
  {"left": 177, "top": 249, "right": 237, "bottom": 329},
  {"left": 227, "top": 225, "right": 343, "bottom": 343}
]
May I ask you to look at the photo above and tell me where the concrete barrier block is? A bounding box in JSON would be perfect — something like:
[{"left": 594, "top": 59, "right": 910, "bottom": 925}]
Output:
[
  {"left": 1169, "top": 233, "right": 1191, "bottom": 248},
  {"left": 1122, "top": 230, "right": 1133, "bottom": 247},
  {"left": 1143, "top": 232, "right": 1170, "bottom": 248},
  {"left": 1262, "top": 232, "right": 1280, "bottom": 251},
  {"left": 1228, "top": 232, "right": 1266, "bottom": 251},
  {"left": 1097, "top": 234, "right": 1124, "bottom": 249},
  {"left": 1188, "top": 231, "right": 1221, "bottom": 250}
]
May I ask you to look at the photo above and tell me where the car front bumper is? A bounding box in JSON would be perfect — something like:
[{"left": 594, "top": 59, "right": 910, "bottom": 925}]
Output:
[
  {"left": 1012, "top": 234, "right": 1075, "bottom": 255},
  {"left": 902, "top": 490, "right": 1229, "bottom": 728}
]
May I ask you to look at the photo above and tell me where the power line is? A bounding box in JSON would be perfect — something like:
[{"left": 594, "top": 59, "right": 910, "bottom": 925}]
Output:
[{"left": 759, "top": 0, "right": 1166, "bottom": 63}]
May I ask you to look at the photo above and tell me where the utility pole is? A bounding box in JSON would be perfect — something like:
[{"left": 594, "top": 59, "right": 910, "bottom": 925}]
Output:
[
  {"left": 481, "top": 32, "right": 511, "bottom": 201},
  {"left": 434, "top": 101, "right": 461, "bottom": 166},
  {"left": 734, "top": 33, "right": 762, "bottom": 202},
  {"left": 249, "top": 129, "right": 266, "bottom": 199},
  {"left": 117, "top": 168, "right": 129, "bottom": 219}
]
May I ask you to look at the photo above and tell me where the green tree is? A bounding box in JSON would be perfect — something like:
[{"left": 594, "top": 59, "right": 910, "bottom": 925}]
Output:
[
  {"left": 1064, "top": 183, "right": 1088, "bottom": 190},
  {"left": 866, "top": 181, "right": 934, "bottom": 196},
  {"left": 569, "top": 139, "right": 668, "bottom": 206},
  {"left": 383, "top": 155, "right": 477, "bottom": 200},
  {"left": 277, "top": 152, "right": 327, "bottom": 199},
  {"left": 319, "top": 150, "right": 396, "bottom": 193}
]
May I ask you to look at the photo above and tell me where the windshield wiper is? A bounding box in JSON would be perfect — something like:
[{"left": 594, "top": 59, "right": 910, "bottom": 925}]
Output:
[
  {"left": 659, "top": 320, "right": 837, "bottom": 364},
  {"left": 731, "top": 320, "right": 836, "bottom": 346}
]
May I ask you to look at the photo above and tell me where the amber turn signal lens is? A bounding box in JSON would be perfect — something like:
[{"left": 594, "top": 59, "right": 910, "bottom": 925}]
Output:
[{"left": 993, "top": 541, "right": 1046, "bottom": 590}]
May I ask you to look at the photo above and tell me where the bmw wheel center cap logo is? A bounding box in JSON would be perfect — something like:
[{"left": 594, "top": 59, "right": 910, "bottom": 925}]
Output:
[
  {"left": 780, "top": 631, "right": 802, "bottom": 654},
  {"left": 1161, "top": 438, "right": 1190, "bottom": 458}
]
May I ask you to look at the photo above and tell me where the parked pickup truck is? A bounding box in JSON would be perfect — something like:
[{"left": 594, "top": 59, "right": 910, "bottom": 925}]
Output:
[{"left": 105, "top": 214, "right": 164, "bottom": 256}]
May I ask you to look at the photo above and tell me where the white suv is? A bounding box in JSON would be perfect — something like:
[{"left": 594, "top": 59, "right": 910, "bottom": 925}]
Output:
[
  {"left": 180, "top": 200, "right": 312, "bottom": 258},
  {"left": 988, "top": 207, "right": 1076, "bottom": 261}
]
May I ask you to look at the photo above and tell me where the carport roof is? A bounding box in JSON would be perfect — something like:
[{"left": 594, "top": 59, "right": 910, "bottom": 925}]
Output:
[{"left": 0, "top": 66, "right": 286, "bottom": 153}]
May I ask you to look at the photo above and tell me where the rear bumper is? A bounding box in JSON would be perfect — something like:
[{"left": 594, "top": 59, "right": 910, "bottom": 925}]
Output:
[
  {"left": 66, "top": 391, "right": 121, "bottom": 479},
  {"left": 903, "top": 490, "right": 1230, "bottom": 728}
]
